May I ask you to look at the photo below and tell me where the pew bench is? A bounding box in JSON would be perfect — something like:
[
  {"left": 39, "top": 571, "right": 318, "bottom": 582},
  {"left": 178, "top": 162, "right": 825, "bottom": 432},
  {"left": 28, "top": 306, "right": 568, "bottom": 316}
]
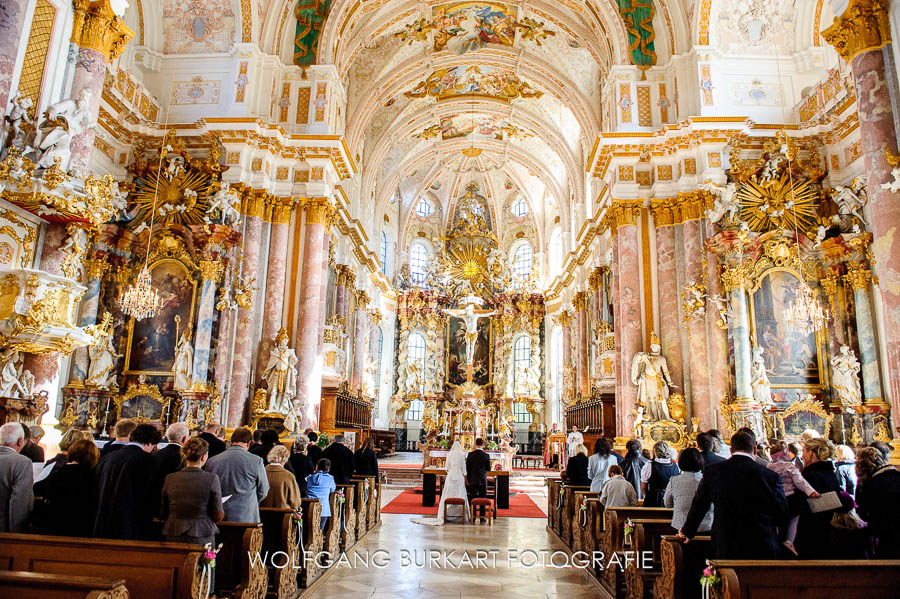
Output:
[
  {"left": 587, "top": 498, "right": 605, "bottom": 559},
  {"left": 321, "top": 491, "right": 342, "bottom": 564},
  {"left": 298, "top": 498, "right": 324, "bottom": 588},
  {"left": 547, "top": 478, "right": 563, "bottom": 536},
  {"left": 259, "top": 507, "right": 300, "bottom": 599},
  {"left": 710, "top": 560, "right": 900, "bottom": 599},
  {"left": 561, "top": 484, "right": 591, "bottom": 547},
  {"left": 0, "top": 571, "right": 129, "bottom": 599},
  {"left": 623, "top": 519, "right": 676, "bottom": 599},
  {"left": 0, "top": 533, "right": 201, "bottom": 599},
  {"left": 653, "top": 535, "right": 712, "bottom": 599},
  {"left": 572, "top": 491, "right": 600, "bottom": 554},
  {"left": 215, "top": 521, "right": 269, "bottom": 599},
  {"left": 348, "top": 477, "right": 369, "bottom": 536},
  {"left": 335, "top": 483, "right": 357, "bottom": 551},
  {"left": 598, "top": 506, "right": 673, "bottom": 596}
]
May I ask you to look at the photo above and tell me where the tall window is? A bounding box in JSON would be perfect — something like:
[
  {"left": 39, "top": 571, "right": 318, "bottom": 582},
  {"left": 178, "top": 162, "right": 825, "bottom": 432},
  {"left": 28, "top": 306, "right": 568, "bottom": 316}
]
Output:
[
  {"left": 409, "top": 242, "right": 428, "bottom": 283},
  {"left": 513, "top": 335, "right": 532, "bottom": 422},
  {"left": 374, "top": 328, "right": 384, "bottom": 414},
  {"left": 416, "top": 197, "right": 432, "bottom": 217},
  {"left": 551, "top": 326, "right": 563, "bottom": 426},
  {"left": 405, "top": 332, "right": 426, "bottom": 420},
  {"left": 513, "top": 242, "right": 533, "bottom": 286},
  {"left": 379, "top": 231, "right": 388, "bottom": 275},
  {"left": 512, "top": 197, "right": 529, "bottom": 217}
]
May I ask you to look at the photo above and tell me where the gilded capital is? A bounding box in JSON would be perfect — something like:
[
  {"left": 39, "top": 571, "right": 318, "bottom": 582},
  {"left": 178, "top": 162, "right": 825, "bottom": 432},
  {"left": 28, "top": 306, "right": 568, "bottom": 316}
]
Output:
[
  {"left": 572, "top": 291, "right": 589, "bottom": 311},
  {"left": 71, "top": 0, "right": 135, "bottom": 60},
  {"left": 611, "top": 199, "right": 642, "bottom": 227},
  {"left": 844, "top": 266, "right": 871, "bottom": 292},
  {"left": 820, "top": 271, "right": 843, "bottom": 309},
  {"left": 83, "top": 258, "right": 109, "bottom": 281},
  {"left": 199, "top": 260, "right": 224, "bottom": 282},
  {"left": 822, "top": 0, "right": 891, "bottom": 63},
  {"left": 302, "top": 198, "right": 334, "bottom": 226},
  {"left": 270, "top": 197, "right": 295, "bottom": 224},
  {"left": 554, "top": 310, "right": 574, "bottom": 327},
  {"left": 650, "top": 199, "right": 674, "bottom": 227},
  {"left": 241, "top": 189, "right": 267, "bottom": 219},
  {"left": 720, "top": 265, "right": 747, "bottom": 292},
  {"left": 679, "top": 191, "right": 704, "bottom": 222},
  {"left": 355, "top": 289, "right": 371, "bottom": 306},
  {"left": 588, "top": 268, "right": 604, "bottom": 292}
]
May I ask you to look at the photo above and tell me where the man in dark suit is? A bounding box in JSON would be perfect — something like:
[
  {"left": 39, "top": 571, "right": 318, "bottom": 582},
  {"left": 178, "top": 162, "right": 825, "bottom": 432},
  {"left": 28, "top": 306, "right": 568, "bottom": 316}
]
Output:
[
  {"left": 466, "top": 438, "right": 491, "bottom": 520},
  {"left": 99, "top": 419, "right": 138, "bottom": 461},
  {"left": 151, "top": 422, "right": 189, "bottom": 515},
  {"left": 198, "top": 422, "right": 226, "bottom": 458},
  {"left": 249, "top": 428, "right": 295, "bottom": 474},
  {"left": 679, "top": 431, "right": 788, "bottom": 559},
  {"left": 94, "top": 423, "right": 162, "bottom": 540},
  {"left": 306, "top": 432, "right": 323, "bottom": 465},
  {"left": 697, "top": 433, "right": 726, "bottom": 469},
  {"left": 322, "top": 434, "right": 354, "bottom": 484}
]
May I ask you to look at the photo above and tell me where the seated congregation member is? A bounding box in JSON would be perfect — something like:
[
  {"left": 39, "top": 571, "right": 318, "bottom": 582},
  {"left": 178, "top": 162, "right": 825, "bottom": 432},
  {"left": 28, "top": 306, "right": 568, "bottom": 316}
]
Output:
[
  {"left": 99, "top": 419, "right": 137, "bottom": 460},
  {"left": 707, "top": 429, "right": 731, "bottom": 459},
  {"left": 306, "top": 432, "right": 323, "bottom": 465},
  {"left": 322, "top": 434, "right": 355, "bottom": 484},
  {"left": 466, "top": 438, "right": 491, "bottom": 520},
  {"left": 696, "top": 433, "right": 725, "bottom": 469},
  {"left": 641, "top": 441, "right": 680, "bottom": 507},
  {"left": 600, "top": 464, "right": 636, "bottom": 508},
  {"left": 855, "top": 447, "right": 900, "bottom": 558},
  {"left": 94, "top": 423, "right": 162, "bottom": 540},
  {"left": 205, "top": 427, "right": 269, "bottom": 523},
  {"left": 260, "top": 445, "right": 301, "bottom": 511},
  {"left": 621, "top": 438, "right": 649, "bottom": 499},
  {"left": 42, "top": 428, "right": 85, "bottom": 472},
  {"left": 198, "top": 421, "right": 227, "bottom": 458},
  {"left": 307, "top": 458, "right": 336, "bottom": 529},
  {"left": 679, "top": 431, "right": 788, "bottom": 559},
  {"left": 288, "top": 435, "right": 315, "bottom": 496},
  {"left": 768, "top": 441, "right": 819, "bottom": 555},
  {"left": 0, "top": 422, "right": 34, "bottom": 533},
  {"left": 160, "top": 437, "right": 223, "bottom": 546},
  {"left": 564, "top": 443, "right": 590, "bottom": 486},
  {"left": 33, "top": 439, "right": 99, "bottom": 537},
  {"left": 665, "top": 447, "right": 712, "bottom": 533},
  {"left": 869, "top": 441, "right": 892, "bottom": 462},
  {"left": 834, "top": 444, "right": 858, "bottom": 496},
  {"left": 587, "top": 437, "right": 617, "bottom": 492},
  {"left": 20, "top": 425, "right": 44, "bottom": 463},
  {"left": 353, "top": 437, "right": 379, "bottom": 476}
]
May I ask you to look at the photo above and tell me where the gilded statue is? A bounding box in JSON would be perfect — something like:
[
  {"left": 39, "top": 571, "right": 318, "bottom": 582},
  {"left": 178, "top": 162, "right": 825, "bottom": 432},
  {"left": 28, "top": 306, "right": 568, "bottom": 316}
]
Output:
[{"left": 630, "top": 332, "right": 675, "bottom": 421}]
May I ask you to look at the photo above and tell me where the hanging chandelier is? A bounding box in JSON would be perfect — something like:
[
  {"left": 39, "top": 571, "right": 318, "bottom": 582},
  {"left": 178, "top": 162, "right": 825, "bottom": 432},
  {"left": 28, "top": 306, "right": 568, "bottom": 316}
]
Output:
[
  {"left": 783, "top": 282, "right": 828, "bottom": 335},
  {"left": 120, "top": 266, "right": 162, "bottom": 320}
]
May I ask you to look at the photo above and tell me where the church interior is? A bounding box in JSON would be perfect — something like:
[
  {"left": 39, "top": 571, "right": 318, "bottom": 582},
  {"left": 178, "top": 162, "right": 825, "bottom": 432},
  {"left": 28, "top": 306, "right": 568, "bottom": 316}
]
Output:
[{"left": 1, "top": 0, "right": 900, "bottom": 597}]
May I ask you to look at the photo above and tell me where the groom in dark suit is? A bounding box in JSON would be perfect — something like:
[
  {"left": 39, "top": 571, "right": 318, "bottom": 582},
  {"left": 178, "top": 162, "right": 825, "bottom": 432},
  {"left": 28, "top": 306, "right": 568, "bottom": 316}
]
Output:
[
  {"left": 465, "top": 438, "right": 491, "bottom": 521},
  {"left": 679, "top": 430, "right": 788, "bottom": 558}
]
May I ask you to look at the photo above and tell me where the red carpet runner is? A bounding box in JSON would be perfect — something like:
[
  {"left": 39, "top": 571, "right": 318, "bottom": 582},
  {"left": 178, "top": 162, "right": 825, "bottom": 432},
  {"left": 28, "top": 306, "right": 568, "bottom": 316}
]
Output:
[{"left": 381, "top": 489, "right": 545, "bottom": 518}]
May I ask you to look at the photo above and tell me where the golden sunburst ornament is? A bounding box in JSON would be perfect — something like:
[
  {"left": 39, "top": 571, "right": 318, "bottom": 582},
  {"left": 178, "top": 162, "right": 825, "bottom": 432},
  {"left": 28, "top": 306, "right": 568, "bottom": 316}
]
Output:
[
  {"left": 446, "top": 242, "right": 488, "bottom": 286},
  {"left": 736, "top": 173, "right": 819, "bottom": 237},
  {"left": 130, "top": 162, "right": 213, "bottom": 227}
]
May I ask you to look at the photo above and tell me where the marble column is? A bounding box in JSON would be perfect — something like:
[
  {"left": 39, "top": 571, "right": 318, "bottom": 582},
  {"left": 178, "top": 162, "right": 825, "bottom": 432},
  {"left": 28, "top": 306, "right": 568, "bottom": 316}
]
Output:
[
  {"left": 652, "top": 201, "right": 684, "bottom": 391},
  {"left": 821, "top": 268, "right": 849, "bottom": 357},
  {"left": 705, "top": 220, "right": 730, "bottom": 426},
  {"left": 71, "top": 257, "right": 109, "bottom": 381},
  {"left": 573, "top": 291, "right": 589, "bottom": 396},
  {"left": 0, "top": 0, "right": 28, "bottom": 122},
  {"left": 723, "top": 270, "right": 753, "bottom": 404},
  {"left": 317, "top": 234, "right": 331, "bottom": 352},
  {"left": 335, "top": 266, "right": 352, "bottom": 322},
  {"left": 255, "top": 200, "right": 292, "bottom": 376},
  {"left": 614, "top": 201, "right": 643, "bottom": 434},
  {"left": 681, "top": 198, "right": 711, "bottom": 419},
  {"left": 350, "top": 290, "right": 369, "bottom": 391},
  {"left": 226, "top": 193, "right": 265, "bottom": 426},
  {"left": 845, "top": 266, "right": 885, "bottom": 403},
  {"left": 214, "top": 271, "right": 235, "bottom": 397},
  {"left": 295, "top": 199, "right": 332, "bottom": 430},
  {"left": 825, "top": 1, "right": 900, "bottom": 415},
  {"left": 192, "top": 260, "right": 223, "bottom": 387},
  {"left": 68, "top": 0, "right": 134, "bottom": 174}
]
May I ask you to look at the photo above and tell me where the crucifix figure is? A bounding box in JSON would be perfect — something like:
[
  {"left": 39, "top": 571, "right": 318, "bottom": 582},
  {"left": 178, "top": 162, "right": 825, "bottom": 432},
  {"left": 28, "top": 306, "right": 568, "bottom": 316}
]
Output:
[{"left": 444, "top": 300, "right": 496, "bottom": 372}]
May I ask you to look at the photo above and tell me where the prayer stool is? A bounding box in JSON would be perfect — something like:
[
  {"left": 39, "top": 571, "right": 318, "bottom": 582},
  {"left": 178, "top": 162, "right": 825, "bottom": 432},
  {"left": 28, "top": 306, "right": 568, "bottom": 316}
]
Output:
[
  {"left": 470, "top": 498, "right": 495, "bottom": 524},
  {"left": 444, "top": 497, "right": 468, "bottom": 523}
]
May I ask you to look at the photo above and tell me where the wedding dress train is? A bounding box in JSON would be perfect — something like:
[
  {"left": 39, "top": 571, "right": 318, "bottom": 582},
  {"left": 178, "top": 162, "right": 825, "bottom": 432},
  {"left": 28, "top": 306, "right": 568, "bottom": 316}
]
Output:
[{"left": 413, "top": 441, "right": 469, "bottom": 526}]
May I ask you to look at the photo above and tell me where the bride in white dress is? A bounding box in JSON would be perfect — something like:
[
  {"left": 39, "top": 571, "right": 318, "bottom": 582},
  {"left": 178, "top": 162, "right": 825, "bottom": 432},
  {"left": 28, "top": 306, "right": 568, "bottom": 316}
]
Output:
[{"left": 413, "top": 441, "right": 469, "bottom": 526}]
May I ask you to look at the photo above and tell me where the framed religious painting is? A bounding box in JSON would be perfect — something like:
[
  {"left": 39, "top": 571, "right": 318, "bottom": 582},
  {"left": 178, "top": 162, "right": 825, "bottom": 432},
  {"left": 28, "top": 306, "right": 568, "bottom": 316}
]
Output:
[
  {"left": 124, "top": 258, "right": 198, "bottom": 376},
  {"left": 114, "top": 382, "right": 170, "bottom": 426},
  {"left": 445, "top": 316, "right": 492, "bottom": 386},
  {"left": 748, "top": 267, "right": 824, "bottom": 390}
]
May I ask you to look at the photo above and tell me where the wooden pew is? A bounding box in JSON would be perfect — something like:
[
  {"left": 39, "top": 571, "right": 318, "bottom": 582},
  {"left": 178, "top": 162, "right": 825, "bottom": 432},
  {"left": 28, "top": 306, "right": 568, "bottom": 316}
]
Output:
[
  {"left": 335, "top": 483, "right": 357, "bottom": 551},
  {"left": 352, "top": 474, "right": 377, "bottom": 531},
  {"left": 597, "top": 506, "right": 673, "bottom": 596},
  {"left": 561, "top": 484, "right": 591, "bottom": 547},
  {"left": 0, "top": 571, "right": 129, "bottom": 599},
  {"left": 215, "top": 522, "right": 268, "bottom": 599},
  {"left": 0, "top": 533, "right": 201, "bottom": 599},
  {"left": 547, "top": 478, "right": 563, "bottom": 535},
  {"left": 348, "top": 477, "right": 368, "bottom": 536},
  {"left": 321, "top": 491, "right": 342, "bottom": 564},
  {"left": 373, "top": 472, "right": 383, "bottom": 525},
  {"left": 572, "top": 491, "right": 600, "bottom": 555},
  {"left": 298, "top": 498, "right": 323, "bottom": 588},
  {"left": 711, "top": 560, "right": 900, "bottom": 599},
  {"left": 623, "top": 519, "right": 676, "bottom": 599},
  {"left": 587, "top": 497, "right": 605, "bottom": 559},
  {"left": 259, "top": 507, "right": 300, "bottom": 599},
  {"left": 653, "top": 536, "right": 712, "bottom": 599}
]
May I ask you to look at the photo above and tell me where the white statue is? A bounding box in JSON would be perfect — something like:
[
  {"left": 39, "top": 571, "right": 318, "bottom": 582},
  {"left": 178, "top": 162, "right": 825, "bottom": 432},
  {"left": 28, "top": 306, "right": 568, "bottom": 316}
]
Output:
[
  {"left": 514, "top": 360, "right": 530, "bottom": 397},
  {"left": 262, "top": 329, "right": 298, "bottom": 413},
  {"left": 630, "top": 332, "right": 675, "bottom": 421},
  {"left": 760, "top": 154, "right": 786, "bottom": 181},
  {"left": 701, "top": 181, "right": 739, "bottom": 224},
  {"left": 87, "top": 335, "right": 120, "bottom": 389},
  {"left": 35, "top": 89, "right": 93, "bottom": 172},
  {"left": 750, "top": 346, "right": 774, "bottom": 406},
  {"left": 881, "top": 167, "right": 900, "bottom": 193},
  {"left": 632, "top": 403, "right": 646, "bottom": 438},
  {"left": 709, "top": 294, "right": 729, "bottom": 329},
  {"left": 406, "top": 360, "right": 422, "bottom": 395},
  {"left": 0, "top": 349, "right": 25, "bottom": 397},
  {"left": 832, "top": 176, "right": 868, "bottom": 224},
  {"left": 814, "top": 224, "right": 827, "bottom": 248},
  {"left": 109, "top": 0, "right": 129, "bottom": 17},
  {"left": 172, "top": 329, "right": 194, "bottom": 390},
  {"left": 5, "top": 92, "right": 34, "bottom": 149},
  {"left": 205, "top": 181, "right": 242, "bottom": 226},
  {"left": 163, "top": 154, "right": 185, "bottom": 181},
  {"left": 831, "top": 345, "right": 862, "bottom": 407},
  {"left": 59, "top": 228, "right": 84, "bottom": 280},
  {"left": 19, "top": 369, "right": 34, "bottom": 398},
  {"left": 443, "top": 300, "right": 496, "bottom": 367}
]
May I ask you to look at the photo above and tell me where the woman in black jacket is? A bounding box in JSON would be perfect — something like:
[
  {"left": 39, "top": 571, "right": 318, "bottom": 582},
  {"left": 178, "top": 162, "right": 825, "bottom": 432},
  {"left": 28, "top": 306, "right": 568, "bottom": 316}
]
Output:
[
  {"left": 856, "top": 447, "right": 900, "bottom": 558},
  {"left": 32, "top": 439, "right": 99, "bottom": 537},
  {"left": 353, "top": 437, "right": 379, "bottom": 476},
  {"left": 564, "top": 444, "right": 591, "bottom": 486},
  {"left": 288, "top": 435, "right": 315, "bottom": 496}
]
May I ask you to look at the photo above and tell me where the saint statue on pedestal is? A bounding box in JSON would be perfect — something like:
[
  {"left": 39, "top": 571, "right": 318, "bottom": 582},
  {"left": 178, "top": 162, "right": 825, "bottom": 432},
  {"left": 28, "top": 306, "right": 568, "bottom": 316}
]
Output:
[
  {"left": 831, "top": 345, "right": 862, "bottom": 407},
  {"left": 750, "top": 346, "right": 774, "bottom": 406},
  {"left": 630, "top": 332, "right": 675, "bottom": 421},
  {"left": 87, "top": 335, "right": 121, "bottom": 389},
  {"left": 262, "top": 328, "right": 298, "bottom": 413},
  {"left": 172, "top": 330, "right": 194, "bottom": 391}
]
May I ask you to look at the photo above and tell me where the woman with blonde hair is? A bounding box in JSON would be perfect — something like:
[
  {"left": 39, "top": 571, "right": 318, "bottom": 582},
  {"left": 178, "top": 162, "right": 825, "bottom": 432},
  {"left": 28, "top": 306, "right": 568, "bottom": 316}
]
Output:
[
  {"left": 641, "top": 440, "right": 680, "bottom": 507},
  {"left": 260, "top": 444, "right": 302, "bottom": 510},
  {"left": 564, "top": 443, "right": 591, "bottom": 487},
  {"left": 834, "top": 444, "right": 857, "bottom": 496}
]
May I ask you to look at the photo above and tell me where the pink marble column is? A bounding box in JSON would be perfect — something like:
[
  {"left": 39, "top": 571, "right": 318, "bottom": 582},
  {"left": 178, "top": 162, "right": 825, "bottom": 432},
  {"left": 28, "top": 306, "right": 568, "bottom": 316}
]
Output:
[
  {"left": 616, "top": 217, "right": 643, "bottom": 435},
  {"left": 294, "top": 200, "right": 331, "bottom": 430},
  {"left": 704, "top": 220, "right": 729, "bottom": 428},
  {"left": 0, "top": 0, "right": 28, "bottom": 122},
  {"left": 317, "top": 235, "right": 330, "bottom": 352},
  {"left": 255, "top": 214, "right": 291, "bottom": 376},
  {"left": 335, "top": 267, "right": 351, "bottom": 322},
  {"left": 654, "top": 215, "right": 684, "bottom": 391},
  {"left": 350, "top": 296, "right": 369, "bottom": 391},
  {"left": 227, "top": 202, "right": 265, "bottom": 426},
  {"left": 610, "top": 235, "right": 623, "bottom": 433},
  {"left": 682, "top": 216, "right": 712, "bottom": 421}
]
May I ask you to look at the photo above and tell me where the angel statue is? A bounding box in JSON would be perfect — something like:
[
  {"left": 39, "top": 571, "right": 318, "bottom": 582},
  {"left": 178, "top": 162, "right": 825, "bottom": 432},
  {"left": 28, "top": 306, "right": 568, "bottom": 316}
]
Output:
[
  {"left": 205, "top": 181, "right": 242, "bottom": 226},
  {"left": 262, "top": 328, "right": 298, "bottom": 413},
  {"left": 35, "top": 89, "right": 93, "bottom": 172},
  {"left": 443, "top": 300, "right": 496, "bottom": 367},
  {"left": 700, "top": 181, "right": 739, "bottom": 224},
  {"left": 86, "top": 335, "right": 121, "bottom": 389},
  {"left": 172, "top": 326, "right": 194, "bottom": 391},
  {"left": 0, "top": 348, "right": 26, "bottom": 397},
  {"left": 831, "top": 345, "right": 862, "bottom": 407},
  {"left": 406, "top": 361, "right": 423, "bottom": 396},
  {"left": 5, "top": 92, "right": 34, "bottom": 149},
  {"left": 831, "top": 176, "right": 868, "bottom": 225}
]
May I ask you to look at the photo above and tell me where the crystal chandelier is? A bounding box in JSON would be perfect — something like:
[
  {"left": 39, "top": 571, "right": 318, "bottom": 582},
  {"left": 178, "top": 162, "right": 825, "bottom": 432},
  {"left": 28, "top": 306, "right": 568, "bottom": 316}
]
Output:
[
  {"left": 784, "top": 284, "right": 828, "bottom": 335},
  {"left": 120, "top": 266, "right": 162, "bottom": 320}
]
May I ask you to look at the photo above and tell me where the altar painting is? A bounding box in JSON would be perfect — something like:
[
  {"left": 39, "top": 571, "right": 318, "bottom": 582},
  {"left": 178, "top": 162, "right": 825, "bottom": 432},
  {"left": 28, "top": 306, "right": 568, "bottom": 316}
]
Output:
[
  {"left": 750, "top": 269, "right": 820, "bottom": 387},
  {"left": 446, "top": 316, "right": 492, "bottom": 386},
  {"left": 125, "top": 259, "right": 197, "bottom": 375}
]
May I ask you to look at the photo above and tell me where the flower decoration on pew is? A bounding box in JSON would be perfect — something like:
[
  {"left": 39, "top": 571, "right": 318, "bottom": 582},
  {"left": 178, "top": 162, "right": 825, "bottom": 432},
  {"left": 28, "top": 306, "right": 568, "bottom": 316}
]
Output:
[
  {"left": 623, "top": 518, "right": 635, "bottom": 547},
  {"left": 198, "top": 542, "right": 223, "bottom": 599},
  {"left": 700, "top": 560, "right": 722, "bottom": 599},
  {"left": 338, "top": 489, "right": 346, "bottom": 504}
]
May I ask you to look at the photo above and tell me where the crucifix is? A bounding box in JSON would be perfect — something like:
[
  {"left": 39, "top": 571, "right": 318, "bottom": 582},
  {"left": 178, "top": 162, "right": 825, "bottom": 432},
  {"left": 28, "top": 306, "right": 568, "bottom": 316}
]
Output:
[{"left": 443, "top": 299, "right": 495, "bottom": 383}]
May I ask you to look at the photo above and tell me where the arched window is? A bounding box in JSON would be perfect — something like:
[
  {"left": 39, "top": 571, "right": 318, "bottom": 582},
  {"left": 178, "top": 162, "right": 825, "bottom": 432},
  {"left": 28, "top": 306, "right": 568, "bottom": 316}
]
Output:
[
  {"left": 409, "top": 242, "right": 429, "bottom": 283},
  {"left": 379, "top": 231, "right": 388, "bottom": 275},
  {"left": 551, "top": 326, "right": 563, "bottom": 426},
  {"left": 512, "top": 197, "right": 529, "bottom": 217},
  {"left": 405, "top": 332, "right": 426, "bottom": 420},
  {"left": 512, "top": 242, "right": 533, "bottom": 286},
  {"left": 415, "top": 197, "right": 432, "bottom": 217},
  {"left": 548, "top": 227, "right": 563, "bottom": 272},
  {"left": 513, "top": 335, "right": 532, "bottom": 423}
]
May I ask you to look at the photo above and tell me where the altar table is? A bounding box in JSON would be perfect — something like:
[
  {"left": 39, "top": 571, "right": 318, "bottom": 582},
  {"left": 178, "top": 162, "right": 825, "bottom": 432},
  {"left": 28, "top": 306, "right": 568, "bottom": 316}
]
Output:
[{"left": 421, "top": 468, "right": 510, "bottom": 510}]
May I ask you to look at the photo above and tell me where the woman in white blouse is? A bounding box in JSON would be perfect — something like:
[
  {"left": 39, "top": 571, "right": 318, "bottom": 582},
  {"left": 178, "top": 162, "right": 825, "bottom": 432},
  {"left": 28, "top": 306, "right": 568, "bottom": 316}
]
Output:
[{"left": 664, "top": 447, "right": 713, "bottom": 532}]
